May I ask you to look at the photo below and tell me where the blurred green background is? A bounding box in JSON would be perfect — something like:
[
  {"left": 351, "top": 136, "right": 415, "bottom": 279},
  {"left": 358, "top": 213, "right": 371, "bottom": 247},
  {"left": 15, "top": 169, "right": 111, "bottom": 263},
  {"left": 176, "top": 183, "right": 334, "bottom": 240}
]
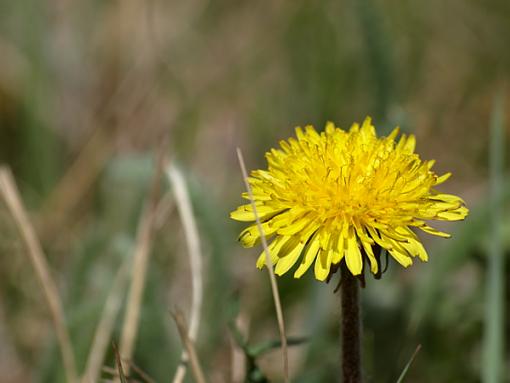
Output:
[{"left": 0, "top": 0, "right": 508, "bottom": 382}]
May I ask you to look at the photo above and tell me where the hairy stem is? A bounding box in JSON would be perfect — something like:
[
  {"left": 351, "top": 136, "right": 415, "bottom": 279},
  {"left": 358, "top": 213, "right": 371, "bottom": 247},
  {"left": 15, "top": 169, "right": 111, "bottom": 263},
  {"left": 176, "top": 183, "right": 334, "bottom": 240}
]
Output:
[{"left": 341, "top": 264, "right": 362, "bottom": 383}]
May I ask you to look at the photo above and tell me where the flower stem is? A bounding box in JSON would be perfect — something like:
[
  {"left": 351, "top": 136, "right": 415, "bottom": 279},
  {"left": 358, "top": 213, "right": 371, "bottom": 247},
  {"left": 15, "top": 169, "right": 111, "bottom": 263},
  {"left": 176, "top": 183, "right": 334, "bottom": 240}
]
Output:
[{"left": 341, "top": 263, "right": 362, "bottom": 383}]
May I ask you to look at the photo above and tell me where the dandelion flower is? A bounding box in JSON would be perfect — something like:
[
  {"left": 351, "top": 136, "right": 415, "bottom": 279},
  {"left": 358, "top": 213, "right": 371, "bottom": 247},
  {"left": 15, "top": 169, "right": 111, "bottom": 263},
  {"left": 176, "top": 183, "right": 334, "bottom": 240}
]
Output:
[{"left": 231, "top": 117, "right": 468, "bottom": 281}]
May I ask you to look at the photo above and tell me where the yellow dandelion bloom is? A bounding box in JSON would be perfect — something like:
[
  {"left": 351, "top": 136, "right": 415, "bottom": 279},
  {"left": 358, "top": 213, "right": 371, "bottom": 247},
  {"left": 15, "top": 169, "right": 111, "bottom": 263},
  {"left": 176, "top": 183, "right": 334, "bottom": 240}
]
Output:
[{"left": 231, "top": 117, "right": 468, "bottom": 281}]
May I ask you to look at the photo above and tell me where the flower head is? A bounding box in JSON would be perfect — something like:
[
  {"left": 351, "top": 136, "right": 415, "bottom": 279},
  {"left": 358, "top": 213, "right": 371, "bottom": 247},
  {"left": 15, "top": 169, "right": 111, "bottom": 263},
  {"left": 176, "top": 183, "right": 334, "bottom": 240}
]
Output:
[{"left": 231, "top": 118, "right": 468, "bottom": 281}]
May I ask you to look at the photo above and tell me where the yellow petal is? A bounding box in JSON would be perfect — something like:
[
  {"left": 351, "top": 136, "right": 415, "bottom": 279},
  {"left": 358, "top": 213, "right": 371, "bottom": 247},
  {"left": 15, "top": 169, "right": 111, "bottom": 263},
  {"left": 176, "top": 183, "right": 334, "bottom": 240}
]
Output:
[
  {"left": 314, "top": 249, "right": 332, "bottom": 281},
  {"left": 332, "top": 225, "right": 347, "bottom": 264},
  {"left": 385, "top": 238, "right": 413, "bottom": 267},
  {"left": 256, "top": 236, "right": 290, "bottom": 269},
  {"left": 434, "top": 172, "right": 452, "bottom": 185},
  {"left": 325, "top": 121, "right": 336, "bottom": 135},
  {"left": 304, "top": 125, "right": 321, "bottom": 142},
  {"left": 380, "top": 228, "right": 410, "bottom": 242},
  {"left": 299, "top": 221, "right": 320, "bottom": 242},
  {"left": 352, "top": 221, "right": 377, "bottom": 273},
  {"left": 396, "top": 134, "right": 416, "bottom": 153},
  {"left": 394, "top": 226, "right": 419, "bottom": 241},
  {"left": 277, "top": 214, "right": 311, "bottom": 235},
  {"left": 360, "top": 116, "right": 374, "bottom": 135},
  {"left": 331, "top": 250, "right": 344, "bottom": 265},
  {"left": 388, "top": 248, "right": 413, "bottom": 267},
  {"left": 353, "top": 220, "right": 374, "bottom": 244},
  {"left": 387, "top": 126, "right": 400, "bottom": 141},
  {"left": 436, "top": 206, "right": 468, "bottom": 220},
  {"left": 239, "top": 222, "right": 276, "bottom": 248},
  {"left": 230, "top": 204, "right": 283, "bottom": 222},
  {"left": 330, "top": 233, "right": 343, "bottom": 264},
  {"left": 419, "top": 224, "right": 451, "bottom": 238},
  {"left": 404, "top": 134, "right": 416, "bottom": 153},
  {"left": 361, "top": 239, "right": 378, "bottom": 274},
  {"left": 366, "top": 226, "right": 393, "bottom": 249},
  {"left": 429, "top": 193, "right": 465, "bottom": 205},
  {"left": 275, "top": 241, "right": 306, "bottom": 276},
  {"left": 345, "top": 228, "right": 363, "bottom": 276},
  {"left": 319, "top": 230, "right": 331, "bottom": 250},
  {"left": 427, "top": 159, "right": 436, "bottom": 169},
  {"left": 349, "top": 122, "right": 360, "bottom": 133},
  {"left": 294, "top": 235, "right": 321, "bottom": 278},
  {"left": 400, "top": 238, "right": 428, "bottom": 261}
]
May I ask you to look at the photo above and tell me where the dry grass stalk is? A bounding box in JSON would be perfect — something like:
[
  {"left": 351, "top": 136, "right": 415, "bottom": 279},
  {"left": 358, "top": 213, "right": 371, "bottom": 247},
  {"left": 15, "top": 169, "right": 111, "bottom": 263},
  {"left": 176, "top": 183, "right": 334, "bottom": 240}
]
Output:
[
  {"left": 166, "top": 165, "right": 204, "bottom": 383},
  {"left": 81, "top": 260, "right": 131, "bottom": 383},
  {"left": 112, "top": 342, "right": 128, "bottom": 383},
  {"left": 153, "top": 190, "right": 176, "bottom": 230},
  {"left": 171, "top": 309, "right": 207, "bottom": 383},
  {"left": 117, "top": 141, "right": 167, "bottom": 379},
  {"left": 236, "top": 148, "right": 290, "bottom": 382},
  {"left": 0, "top": 167, "right": 78, "bottom": 383}
]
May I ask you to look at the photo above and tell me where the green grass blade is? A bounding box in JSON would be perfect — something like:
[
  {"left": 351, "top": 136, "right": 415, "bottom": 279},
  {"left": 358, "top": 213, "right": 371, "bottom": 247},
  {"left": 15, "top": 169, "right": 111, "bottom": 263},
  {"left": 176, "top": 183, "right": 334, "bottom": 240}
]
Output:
[
  {"left": 396, "top": 344, "right": 421, "bottom": 383},
  {"left": 482, "top": 89, "right": 506, "bottom": 383}
]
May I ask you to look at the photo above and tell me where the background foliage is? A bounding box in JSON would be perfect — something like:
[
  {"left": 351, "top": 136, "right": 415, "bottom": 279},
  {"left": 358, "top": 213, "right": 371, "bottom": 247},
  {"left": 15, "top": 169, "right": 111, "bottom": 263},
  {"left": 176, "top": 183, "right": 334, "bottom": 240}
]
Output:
[{"left": 0, "top": 0, "right": 508, "bottom": 382}]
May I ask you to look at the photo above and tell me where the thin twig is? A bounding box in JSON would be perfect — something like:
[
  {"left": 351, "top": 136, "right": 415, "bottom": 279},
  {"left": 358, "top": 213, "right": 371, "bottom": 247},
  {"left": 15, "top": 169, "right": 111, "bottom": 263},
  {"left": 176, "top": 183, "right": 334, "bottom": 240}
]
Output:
[
  {"left": 236, "top": 148, "right": 289, "bottom": 382},
  {"left": 112, "top": 343, "right": 128, "bottom": 383},
  {"left": 81, "top": 260, "right": 131, "bottom": 383},
  {"left": 0, "top": 167, "right": 78, "bottom": 383},
  {"left": 117, "top": 141, "right": 167, "bottom": 379},
  {"left": 124, "top": 360, "right": 157, "bottom": 383},
  {"left": 102, "top": 363, "right": 152, "bottom": 383},
  {"left": 171, "top": 309, "right": 207, "bottom": 383},
  {"left": 167, "top": 165, "right": 204, "bottom": 383}
]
